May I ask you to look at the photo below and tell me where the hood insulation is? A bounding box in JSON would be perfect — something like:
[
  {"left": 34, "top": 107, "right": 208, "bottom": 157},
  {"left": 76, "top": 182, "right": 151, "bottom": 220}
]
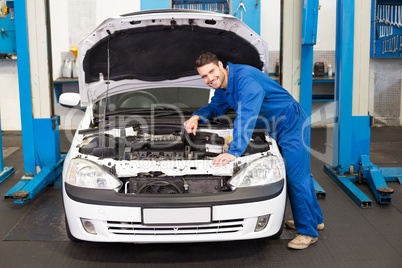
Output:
[{"left": 83, "top": 25, "right": 264, "bottom": 83}]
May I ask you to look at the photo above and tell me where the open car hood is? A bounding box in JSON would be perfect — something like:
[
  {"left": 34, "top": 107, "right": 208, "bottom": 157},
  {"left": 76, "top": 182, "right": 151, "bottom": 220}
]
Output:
[{"left": 78, "top": 9, "right": 269, "bottom": 106}]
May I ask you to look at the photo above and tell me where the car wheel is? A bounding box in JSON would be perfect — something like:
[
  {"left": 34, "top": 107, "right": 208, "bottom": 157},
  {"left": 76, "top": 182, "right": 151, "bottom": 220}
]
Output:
[{"left": 65, "top": 217, "right": 81, "bottom": 242}]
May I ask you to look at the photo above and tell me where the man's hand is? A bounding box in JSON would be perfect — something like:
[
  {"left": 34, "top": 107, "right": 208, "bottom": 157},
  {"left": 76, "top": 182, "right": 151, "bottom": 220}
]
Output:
[
  {"left": 212, "top": 153, "right": 236, "bottom": 167},
  {"left": 184, "top": 115, "right": 200, "bottom": 135}
]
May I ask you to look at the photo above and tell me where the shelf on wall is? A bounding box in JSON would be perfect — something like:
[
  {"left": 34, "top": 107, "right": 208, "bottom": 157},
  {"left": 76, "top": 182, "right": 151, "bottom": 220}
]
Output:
[{"left": 269, "top": 75, "right": 335, "bottom": 101}]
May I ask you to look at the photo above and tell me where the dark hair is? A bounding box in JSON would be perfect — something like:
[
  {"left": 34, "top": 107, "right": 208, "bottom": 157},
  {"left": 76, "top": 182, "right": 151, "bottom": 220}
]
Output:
[{"left": 194, "top": 52, "right": 220, "bottom": 69}]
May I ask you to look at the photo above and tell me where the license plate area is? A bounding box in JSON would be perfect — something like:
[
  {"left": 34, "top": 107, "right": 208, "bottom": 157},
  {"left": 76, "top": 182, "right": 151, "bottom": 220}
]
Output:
[{"left": 142, "top": 207, "right": 212, "bottom": 225}]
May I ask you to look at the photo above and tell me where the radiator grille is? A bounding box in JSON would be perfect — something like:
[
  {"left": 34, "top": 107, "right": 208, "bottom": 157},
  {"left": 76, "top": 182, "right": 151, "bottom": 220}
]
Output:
[{"left": 106, "top": 219, "right": 244, "bottom": 236}]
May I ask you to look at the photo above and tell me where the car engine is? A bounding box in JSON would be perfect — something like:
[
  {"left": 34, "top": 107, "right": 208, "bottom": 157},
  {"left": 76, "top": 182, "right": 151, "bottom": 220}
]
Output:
[
  {"left": 78, "top": 126, "right": 270, "bottom": 161},
  {"left": 77, "top": 125, "right": 270, "bottom": 195}
]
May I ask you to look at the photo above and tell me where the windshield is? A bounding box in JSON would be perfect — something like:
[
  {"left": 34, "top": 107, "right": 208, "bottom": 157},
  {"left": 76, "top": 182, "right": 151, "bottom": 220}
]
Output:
[{"left": 93, "top": 87, "right": 213, "bottom": 116}]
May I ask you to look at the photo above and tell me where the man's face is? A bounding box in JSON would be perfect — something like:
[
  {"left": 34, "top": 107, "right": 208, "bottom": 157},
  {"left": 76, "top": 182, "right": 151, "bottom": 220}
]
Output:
[{"left": 196, "top": 61, "right": 227, "bottom": 89}]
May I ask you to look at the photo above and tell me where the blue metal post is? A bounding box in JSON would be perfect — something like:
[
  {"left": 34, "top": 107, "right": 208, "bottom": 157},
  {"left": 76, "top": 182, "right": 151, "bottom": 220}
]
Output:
[
  {"left": 4, "top": 0, "right": 65, "bottom": 203},
  {"left": 300, "top": 0, "right": 320, "bottom": 132},
  {"left": 324, "top": 0, "right": 372, "bottom": 208},
  {"left": 14, "top": 0, "right": 36, "bottom": 175},
  {"left": 333, "top": 0, "right": 355, "bottom": 174},
  {"left": 300, "top": 0, "right": 325, "bottom": 197},
  {"left": 300, "top": 46, "right": 313, "bottom": 119}
]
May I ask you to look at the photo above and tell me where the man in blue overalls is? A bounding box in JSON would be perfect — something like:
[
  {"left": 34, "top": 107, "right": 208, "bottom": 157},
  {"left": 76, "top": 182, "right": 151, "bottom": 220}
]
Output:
[{"left": 184, "top": 52, "right": 324, "bottom": 249}]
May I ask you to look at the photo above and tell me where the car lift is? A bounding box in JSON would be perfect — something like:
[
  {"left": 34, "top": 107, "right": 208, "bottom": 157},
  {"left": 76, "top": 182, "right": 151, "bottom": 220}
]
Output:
[
  {"left": 299, "top": 0, "right": 326, "bottom": 198},
  {"left": 324, "top": 0, "right": 402, "bottom": 208},
  {"left": 3, "top": 0, "right": 64, "bottom": 204}
]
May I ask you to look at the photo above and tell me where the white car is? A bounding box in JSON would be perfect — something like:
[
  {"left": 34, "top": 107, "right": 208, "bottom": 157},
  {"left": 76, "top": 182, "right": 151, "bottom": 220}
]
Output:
[{"left": 60, "top": 9, "right": 287, "bottom": 243}]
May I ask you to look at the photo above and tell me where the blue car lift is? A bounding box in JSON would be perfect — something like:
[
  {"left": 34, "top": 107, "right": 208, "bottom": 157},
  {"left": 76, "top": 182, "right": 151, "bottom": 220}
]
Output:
[
  {"left": 324, "top": 0, "right": 401, "bottom": 208},
  {"left": 300, "top": 0, "right": 326, "bottom": 198},
  {"left": 3, "top": 0, "right": 64, "bottom": 204},
  {"left": 0, "top": 116, "right": 14, "bottom": 184}
]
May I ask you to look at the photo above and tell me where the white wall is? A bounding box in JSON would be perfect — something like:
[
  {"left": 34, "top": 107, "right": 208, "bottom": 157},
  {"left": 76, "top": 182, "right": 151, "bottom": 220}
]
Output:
[
  {"left": 49, "top": 0, "right": 69, "bottom": 81},
  {"left": 260, "top": 0, "right": 281, "bottom": 51},
  {"left": 315, "top": 0, "right": 336, "bottom": 51},
  {"left": 0, "top": 61, "right": 21, "bottom": 130},
  {"left": 260, "top": 0, "right": 336, "bottom": 51}
]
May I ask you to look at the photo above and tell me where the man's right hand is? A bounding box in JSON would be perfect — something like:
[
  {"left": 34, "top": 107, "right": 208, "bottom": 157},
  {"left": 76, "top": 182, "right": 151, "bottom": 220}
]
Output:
[{"left": 184, "top": 115, "right": 200, "bottom": 135}]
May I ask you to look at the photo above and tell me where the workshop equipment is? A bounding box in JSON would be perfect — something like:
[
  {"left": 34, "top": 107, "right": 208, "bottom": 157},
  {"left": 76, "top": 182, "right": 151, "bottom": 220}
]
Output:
[
  {"left": 325, "top": 0, "right": 401, "bottom": 208},
  {"left": 0, "top": 0, "right": 16, "bottom": 54},
  {"left": 371, "top": 0, "right": 402, "bottom": 58},
  {"left": 0, "top": 0, "right": 9, "bottom": 18},
  {"left": 3, "top": 0, "right": 64, "bottom": 203},
  {"left": 314, "top": 62, "right": 325, "bottom": 76},
  {"left": 1, "top": 27, "right": 8, "bottom": 37},
  {"left": 170, "top": 0, "right": 260, "bottom": 34},
  {"left": 300, "top": 0, "right": 325, "bottom": 198},
  {"left": 172, "top": 0, "right": 229, "bottom": 14},
  {"left": 234, "top": 1, "right": 246, "bottom": 21},
  {"left": 327, "top": 64, "right": 333, "bottom": 76}
]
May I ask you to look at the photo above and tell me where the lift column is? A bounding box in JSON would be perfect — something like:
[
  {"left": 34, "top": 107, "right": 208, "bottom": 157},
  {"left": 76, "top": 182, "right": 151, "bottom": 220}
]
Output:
[
  {"left": 4, "top": 0, "right": 64, "bottom": 203},
  {"left": 282, "top": 0, "right": 325, "bottom": 197},
  {"left": 299, "top": 0, "right": 325, "bottom": 197},
  {"left": 324, "top": 0, "right": 401, "bottom": 208}
]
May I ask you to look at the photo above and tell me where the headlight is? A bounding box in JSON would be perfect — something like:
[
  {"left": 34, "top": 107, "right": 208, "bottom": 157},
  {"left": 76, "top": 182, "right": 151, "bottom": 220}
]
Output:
[
  {"left": 228, "top": 155, "right": 285, "bottom": 189},
  {"left": 65, "top": 158, "right": 122, "bottom": 191}
]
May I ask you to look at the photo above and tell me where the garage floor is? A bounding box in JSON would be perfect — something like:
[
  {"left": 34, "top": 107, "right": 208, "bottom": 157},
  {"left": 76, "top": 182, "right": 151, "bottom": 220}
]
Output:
[{"left": 1, "top": 127, "right": 402, "bottom": 267}]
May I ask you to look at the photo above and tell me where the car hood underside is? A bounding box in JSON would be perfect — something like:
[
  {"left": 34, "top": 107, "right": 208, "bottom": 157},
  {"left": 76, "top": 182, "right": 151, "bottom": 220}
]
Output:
[
  {"left": 83, "top": 25, "right": 264, "bottom": 83},
  {"left": 78, "top": 10, "right": 269, "bottom": 105}
]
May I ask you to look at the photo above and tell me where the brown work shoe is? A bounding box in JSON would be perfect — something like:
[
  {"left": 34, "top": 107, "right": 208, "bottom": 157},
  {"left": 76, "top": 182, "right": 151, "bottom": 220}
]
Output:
[
  {"left": 288, "top": 234, "right": 318, "bottom": 250},
  {"left": 285, "top": 220, "right": 325, "bottom": 231}
]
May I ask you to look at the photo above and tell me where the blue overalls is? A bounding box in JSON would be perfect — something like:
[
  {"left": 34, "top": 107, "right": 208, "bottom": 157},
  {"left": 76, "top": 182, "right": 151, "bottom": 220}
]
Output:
[{"left": 193, "top": 62, "right": 324, "bottom": 237}]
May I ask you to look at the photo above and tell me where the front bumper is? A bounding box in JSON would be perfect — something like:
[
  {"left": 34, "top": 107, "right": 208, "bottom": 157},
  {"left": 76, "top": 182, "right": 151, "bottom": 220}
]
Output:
[
  {"left": 65, "top": 179, "right": 284, "bottom": 207},
  {"left": 63, "top": 180, "right": 286, "bottom": 243}
]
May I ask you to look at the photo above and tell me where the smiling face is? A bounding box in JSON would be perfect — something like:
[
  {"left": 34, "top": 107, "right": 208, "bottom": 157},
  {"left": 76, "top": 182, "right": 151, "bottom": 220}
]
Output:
[{"left": 196, "top": 61, "right": 228, "bottom": 90}]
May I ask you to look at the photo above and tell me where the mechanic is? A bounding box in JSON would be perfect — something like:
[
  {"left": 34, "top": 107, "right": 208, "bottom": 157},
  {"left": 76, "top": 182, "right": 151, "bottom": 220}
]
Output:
[{"left": 184, "top": 52, "right": 324, "bottom": 250}]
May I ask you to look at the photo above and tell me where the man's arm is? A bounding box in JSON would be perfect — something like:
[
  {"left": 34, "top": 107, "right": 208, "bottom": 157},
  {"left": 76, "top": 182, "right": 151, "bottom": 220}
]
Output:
[
  {"left": 192, "top": 89, "right": 230, "bottom": 123},
  {"left": 184, "top": 115, "right": 200, "bottom": 135},
  {"left": 212, "top": 76, "right": 264, "bottom": 167},
  {"left": 184, "top": 89, "right": 230, "bottom": 135},
  {"left": 227, "top": 76, "right": 265, "bottom": 157}
]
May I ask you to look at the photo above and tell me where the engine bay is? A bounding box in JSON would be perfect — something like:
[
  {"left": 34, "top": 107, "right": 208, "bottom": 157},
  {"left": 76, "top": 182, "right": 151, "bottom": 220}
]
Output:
[
  {"left": 77, "top": 124, "right": 271, "bottom": 195},
  {"left": 78, "top": 125, "right": 270, "bottom": 161}
]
